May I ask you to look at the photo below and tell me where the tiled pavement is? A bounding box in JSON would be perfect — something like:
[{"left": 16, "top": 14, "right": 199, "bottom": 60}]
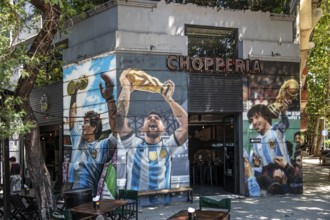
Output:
[{"left": 138, "top": 155, "right": 330, "bottom": 220}]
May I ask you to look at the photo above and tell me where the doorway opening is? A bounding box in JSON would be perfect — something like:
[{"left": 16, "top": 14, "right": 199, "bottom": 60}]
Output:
[
  {"left": 39, "top": 125, "right": 61, "bottom": 190},
  {"left": 188, "top": 113, "right": 239, "bottom": 195}
]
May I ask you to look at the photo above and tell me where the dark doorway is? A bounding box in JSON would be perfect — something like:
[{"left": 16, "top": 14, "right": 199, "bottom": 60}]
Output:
[
  {"left": 39, "top": 125, "right": 61, "bottom": 190},
  {"left": 188, "top": 113, "right": 239, "bottom": 195}
]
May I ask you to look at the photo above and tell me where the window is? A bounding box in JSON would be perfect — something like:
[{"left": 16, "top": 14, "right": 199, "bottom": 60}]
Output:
[{"left": 185, "top": 25, "right": 238, "bottom": 58}]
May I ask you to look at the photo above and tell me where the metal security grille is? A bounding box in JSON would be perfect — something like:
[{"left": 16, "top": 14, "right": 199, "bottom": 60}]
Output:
[
  {"left": 30, "top": 81, "right": 63, "bottom": 126},
  {"left": 188, "top": 74, "right": 243, "bottom": 113}
]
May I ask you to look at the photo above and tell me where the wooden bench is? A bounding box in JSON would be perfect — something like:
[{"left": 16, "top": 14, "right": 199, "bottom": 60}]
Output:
[{"left": 138, "top": 187, "right": 193, "bottom": 204}]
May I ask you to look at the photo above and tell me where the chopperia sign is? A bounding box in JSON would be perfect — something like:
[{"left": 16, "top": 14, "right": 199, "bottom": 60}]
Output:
[{"left": 167, "top": 55, "right": 261, "bottom": 74}]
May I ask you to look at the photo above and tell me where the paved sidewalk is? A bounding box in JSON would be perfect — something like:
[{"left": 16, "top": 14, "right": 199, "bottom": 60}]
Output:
[{"left": 138, "top": 155, "right": 330, "bottom": 220}]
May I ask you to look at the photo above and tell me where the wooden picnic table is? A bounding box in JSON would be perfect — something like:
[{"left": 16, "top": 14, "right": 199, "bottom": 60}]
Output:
[
  {"left": 167, "top": 209, "right": 229, "bottom": 220},
  {"left": 70, "top": 199, "right": 129, "bottom": 219}
]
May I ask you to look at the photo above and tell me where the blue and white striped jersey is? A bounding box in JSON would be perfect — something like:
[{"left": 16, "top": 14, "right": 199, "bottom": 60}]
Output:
[
  {"left": 68, "top": 123, "right": 110, "bottom": 195},
  {"left": 252, "top": 116, "right": 291, "bottom": 167},
  {"left": 117, "top": 133, "right": 180, "bottom": 191}
]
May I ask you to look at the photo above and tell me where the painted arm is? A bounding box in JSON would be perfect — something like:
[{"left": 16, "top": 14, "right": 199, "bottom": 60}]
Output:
[
  {"left": 99, "top": 73, "right": 117, "bottom": 136},
  {"left": 69, "top": 91, "right": 78, "bottom": 130},
  {"left": 162, "top": 80, "right": 188, "bottom": 146},
  {"left": 276, "top": 114, "right": 289, "bottom": 135},
  {"left": 117, "top": 69, "right": 133, "bottom": 137},
  {"left": 274, "top": 156, "right": 296, "bottom": 177},
  {"left": 272, "top": 112, "right": 291, "bottom": 164},
  {"left": 244, "top": 158, "right": 261, "bottom": 196},
  {"left": 273, "top": 98, "right": 291, "bottom": 136}
]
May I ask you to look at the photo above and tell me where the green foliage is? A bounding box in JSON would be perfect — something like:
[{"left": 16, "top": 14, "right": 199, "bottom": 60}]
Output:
[
  {"left": 0, "top": 0, "right": 106, "bottom": 139},
  {"left": 0, "top": 92, "right": 35, "bottom": 139},
  {"left": 174, "top": 0, "right": 290, "bottom": 14},
  {"left": 306, "top": 1, "right": 330, "bottom": 131}
]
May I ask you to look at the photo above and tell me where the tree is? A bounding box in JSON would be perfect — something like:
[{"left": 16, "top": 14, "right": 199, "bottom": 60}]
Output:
[
  {"left": 0, "top": 0, "right": 102, "bottom": 218},
  {"left": 305, "top": 0, "right": 330, "bottom": 156},
  {"left": 168, "top": 0, "right": 290, "bottom": 14},
  {"left": 1, "top": 1, "right": 61, "bottom": 218}
]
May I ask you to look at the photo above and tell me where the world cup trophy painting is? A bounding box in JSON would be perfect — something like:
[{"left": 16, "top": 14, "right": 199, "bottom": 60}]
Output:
[
  {"left": 67, "top": 75, "right": 89, "bottom": 95},
  {"left": 124, "top": 68, "right": 169, "bottom": 96},
  {"left": 268, "top": 79, "right": 299, "bottom": 118}
]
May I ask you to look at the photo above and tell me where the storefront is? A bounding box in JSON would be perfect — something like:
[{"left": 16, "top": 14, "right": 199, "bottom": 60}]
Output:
[
  {"left": 29, "top": 82, "right": 63, "bottom": 189},
  {"left": 60, "top": 0, "right": 301, "bottom": 206}
]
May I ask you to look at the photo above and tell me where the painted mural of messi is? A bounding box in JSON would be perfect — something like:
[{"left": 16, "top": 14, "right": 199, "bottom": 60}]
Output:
[
  {"left": 63, "top": 54, "right": 117, "bottom": 199},
  {"left": 115, "top": 68, "right": 189, "bottom": 196},
  {"left": 243, "top": 61, "right": 302, "bottom": 196}
]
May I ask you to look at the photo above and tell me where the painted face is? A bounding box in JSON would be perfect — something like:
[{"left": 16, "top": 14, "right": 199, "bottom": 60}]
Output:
[
  {"left": 253, "top": 154, "right": 261, "bottom": 167},
  {"left": 143, "top": 113, "right": 164, "bottom": 139},
  {"left": 249, "top": 113, "right": 269, "bottom": 135},
  {"left": 294, "top": 135, "right": 300, "bottom": 144},
  {"left": 295, "top": 155, "right": 302, "bottom": 168},
  {"left": 82, "top": 118, "right": 96, "bottom": 140}
]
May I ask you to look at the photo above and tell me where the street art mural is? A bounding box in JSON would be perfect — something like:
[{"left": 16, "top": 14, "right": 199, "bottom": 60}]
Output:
[
  {"left": 63, "top": 54, "right": 117, "bottom": 199},
  {"left": 115, "top": 67, "right": 189, "bottom": 205},
  {"left": 63, "top": 54, "right": 189, "bottom": 204},
  {"left": 117, "top": 68, "right": 189, "bottom": 190},
  {"left": 243, "top": 61, "right": 302, "bottom": 196}
]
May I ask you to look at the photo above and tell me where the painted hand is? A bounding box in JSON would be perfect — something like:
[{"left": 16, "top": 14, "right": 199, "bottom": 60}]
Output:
[
  {"left": 99, "top": 73, "right": 114, "bottom": 101},
  {"left": 244, "top": 157, "right": 253, "bottom": 178},
  {"left": 162, "top": 80, "right": 174, "bottom": 101},
  {"left": 274, "top": 156, "right": 287, "bottom": 168}
]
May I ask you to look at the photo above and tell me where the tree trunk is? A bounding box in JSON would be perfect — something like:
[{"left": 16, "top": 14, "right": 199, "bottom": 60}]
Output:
[
  {"left": 312, "top": 117, "right": 323, "bottom": 156},
  {"left": 23, "top": 103, "right": 55, "bottom": 218},
  {"left": 13, "top": 1, "right": 61, "bottom": 218},
  {"left": 311, "top": 117, "right": 320, "bottom": 155}
]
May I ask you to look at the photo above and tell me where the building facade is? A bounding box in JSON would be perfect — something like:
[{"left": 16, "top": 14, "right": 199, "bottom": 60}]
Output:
[{"left": 59, "top": 0, "right": 300, "bottom": 205}]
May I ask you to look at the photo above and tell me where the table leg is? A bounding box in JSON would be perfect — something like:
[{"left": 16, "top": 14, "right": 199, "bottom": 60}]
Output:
[
  {"left": 210, "top": 166, "right": 213, "bottom": 186},
  {"left": 193, "top": 166, "right": 196, "bottom": 185}
]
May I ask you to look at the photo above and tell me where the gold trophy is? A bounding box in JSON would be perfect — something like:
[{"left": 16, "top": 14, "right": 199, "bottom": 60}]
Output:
[
  {"left": 125, "top": 69, "right": 169, "bottom": 95},
  {"left": 268, "top": 79, "right": 299, "bottom": 118},
  {"left": 67, "top": 75, "right": 89, "bottom": 95}
]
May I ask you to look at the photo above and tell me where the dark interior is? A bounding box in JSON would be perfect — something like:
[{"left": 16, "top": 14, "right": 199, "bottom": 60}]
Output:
[{"left": 188, "top": 113, "right": 237, "bottom": 195}]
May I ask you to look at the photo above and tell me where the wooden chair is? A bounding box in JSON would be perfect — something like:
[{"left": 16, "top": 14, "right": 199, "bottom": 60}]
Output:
[
  {"left": 199, "top": 196, "right": 231, "bottom": 219},
  {"left": 10, "top": 194, "right": 37, "bottom": 219},
  {"left": 49, "top": 208, "right": 72, "bottom": 220},
  {"left": 49, "top": 207, "right": 94, "bottom": 220},
  {"left": 115, "top": 189, "right": 139, "bottom": 220}
]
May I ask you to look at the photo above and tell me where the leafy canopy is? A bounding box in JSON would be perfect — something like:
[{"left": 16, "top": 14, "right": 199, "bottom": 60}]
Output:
[
  {"left": 0, "top": 0, "right": 104, "bottom": 139},
  {"left": 306, "top": 0, "right": 330, "bottom": 127}
]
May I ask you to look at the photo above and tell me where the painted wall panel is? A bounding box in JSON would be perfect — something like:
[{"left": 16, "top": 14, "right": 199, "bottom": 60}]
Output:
[
  {"left": 63, "top": 53, "right": 189, "bottom": 205},
  {"left": 115, "top": 54, "right": 189, "bottom": 205},
  {"left": 243, "top": 61, "right": 302, "bottom": 196},
  {"left": 63, "top": 54, "right": 117, "bottom": 198}
]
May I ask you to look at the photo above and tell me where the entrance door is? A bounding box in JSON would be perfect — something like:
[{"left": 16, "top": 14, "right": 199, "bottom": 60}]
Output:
[{"left": 223, "top": 115, "right": 238, "bottom": 193}]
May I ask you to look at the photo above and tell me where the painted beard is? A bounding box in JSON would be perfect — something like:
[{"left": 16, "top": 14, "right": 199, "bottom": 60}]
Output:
[{"left": 145, "top": 123, "right": 162, "bottom": 139}]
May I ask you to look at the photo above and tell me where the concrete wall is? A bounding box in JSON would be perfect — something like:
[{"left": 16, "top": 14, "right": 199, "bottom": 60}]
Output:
[{"left": 63, "top": 0, "right": 299, "bottom": 64}]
